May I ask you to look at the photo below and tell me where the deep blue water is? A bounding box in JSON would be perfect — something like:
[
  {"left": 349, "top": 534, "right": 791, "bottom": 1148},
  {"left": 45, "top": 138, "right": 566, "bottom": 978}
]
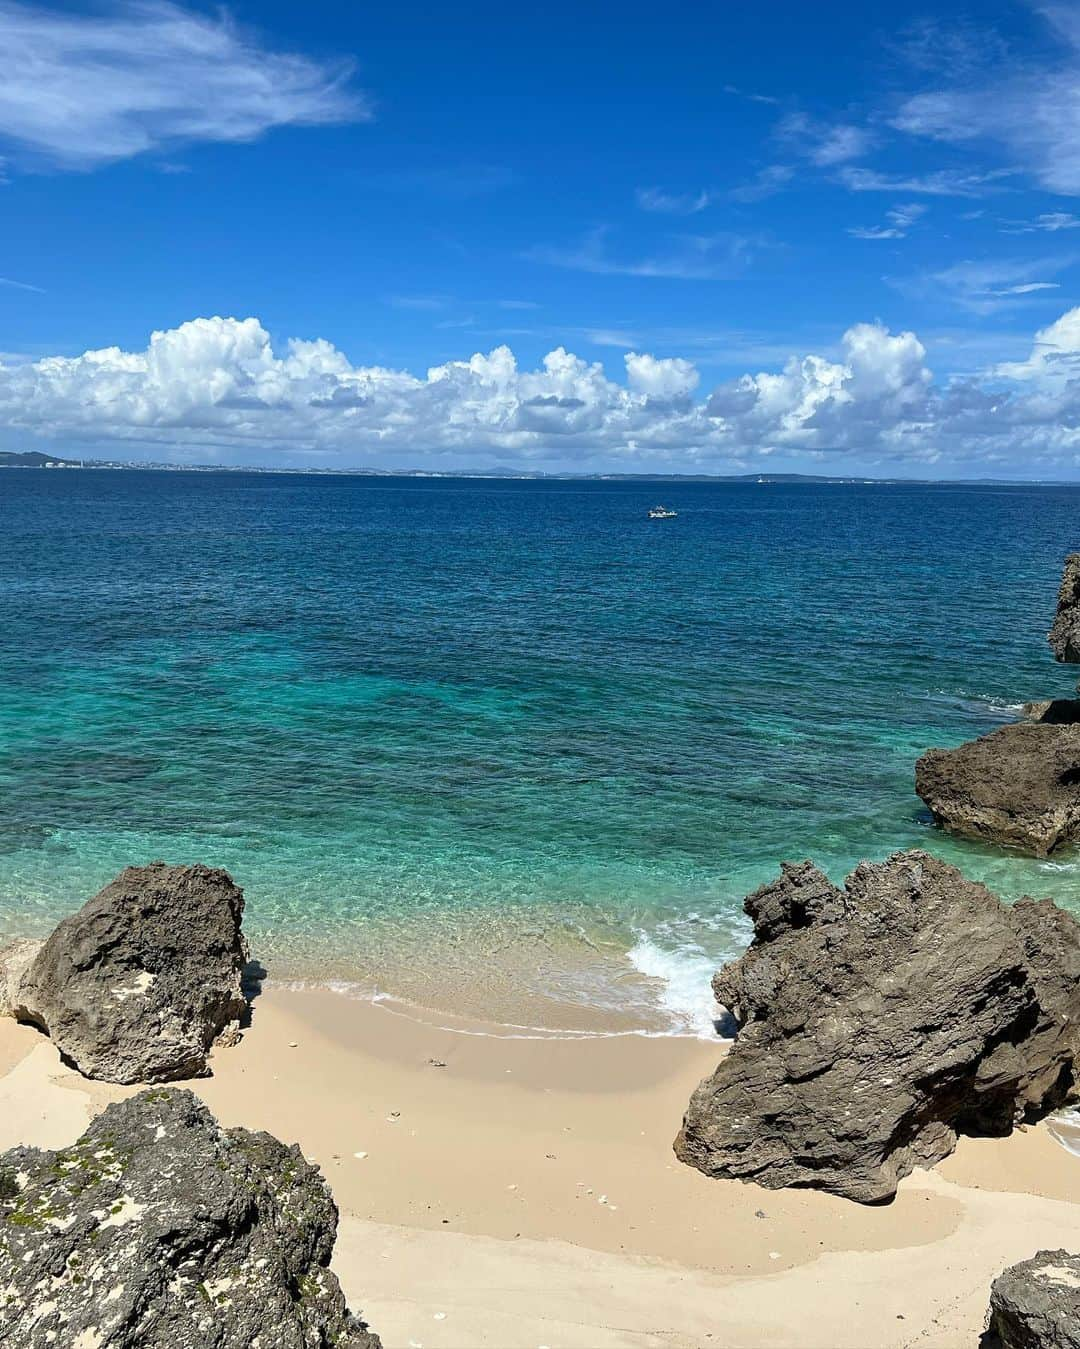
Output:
[{"left": 2, "top": 470, "right": 1079, "bottom": 1031}]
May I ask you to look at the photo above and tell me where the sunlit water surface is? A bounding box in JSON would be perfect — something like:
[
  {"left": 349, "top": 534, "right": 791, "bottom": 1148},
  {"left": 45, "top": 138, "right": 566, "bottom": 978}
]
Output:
[{"left": 3, "top": 471, "right": 1079, "bottom": 1034}]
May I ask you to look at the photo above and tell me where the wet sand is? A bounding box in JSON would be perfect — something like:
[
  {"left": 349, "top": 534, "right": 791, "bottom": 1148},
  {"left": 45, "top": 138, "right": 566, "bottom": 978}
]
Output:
[{"left": 2, "top": 984, "right": 1079, "bottom": 1347}]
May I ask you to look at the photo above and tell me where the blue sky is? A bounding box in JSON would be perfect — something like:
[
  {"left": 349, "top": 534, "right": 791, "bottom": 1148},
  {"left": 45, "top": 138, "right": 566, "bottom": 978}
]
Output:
[{"left": 2, "top": 0, "right": 1080, "bottom": 475}]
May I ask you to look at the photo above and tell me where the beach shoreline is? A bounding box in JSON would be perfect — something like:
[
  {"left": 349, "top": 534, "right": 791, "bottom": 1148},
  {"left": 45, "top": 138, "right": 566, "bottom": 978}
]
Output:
[
  {"left": 3, "top": 980, "right": 1079, "bottom": 1347},
  {"left": 1, "top": 900, "right": 741, "bottom": 1043}
]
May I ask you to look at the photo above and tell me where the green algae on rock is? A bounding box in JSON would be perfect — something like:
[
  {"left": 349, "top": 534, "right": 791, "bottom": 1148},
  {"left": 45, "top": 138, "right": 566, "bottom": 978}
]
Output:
[{"left": 0, "top": 1088, "right": 381, "bottom": 1348}]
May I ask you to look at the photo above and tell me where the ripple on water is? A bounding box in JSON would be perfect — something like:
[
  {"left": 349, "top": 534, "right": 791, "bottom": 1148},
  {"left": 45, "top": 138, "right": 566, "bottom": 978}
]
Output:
[{"left": 3, "top": 473, "right": 1080, "bottom": 1033}]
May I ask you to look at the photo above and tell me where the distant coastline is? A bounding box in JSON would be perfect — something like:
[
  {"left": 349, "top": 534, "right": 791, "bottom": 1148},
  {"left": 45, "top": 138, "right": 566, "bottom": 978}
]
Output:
[{"left": 1, "top": 449, "right": 1078, "bottom": 486}]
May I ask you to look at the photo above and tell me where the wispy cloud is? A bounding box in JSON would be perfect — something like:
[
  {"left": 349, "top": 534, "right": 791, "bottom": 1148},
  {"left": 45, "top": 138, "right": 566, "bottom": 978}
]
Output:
[
  {"left": 889, "top": 7, "right": 1080, "bottom": 195},
  {"left": 848, "top": 202, "right": 927, "bottom": 240},
  {"left": 848, "top": 225, "right": 903, "bottom": 240},
  {"left": 1000, "top": 211, "right": 1080, "bottom": 234},
  {"left": 525, "top": 227, "right": 759, "bottom": 281},
  {"left": 722, "top": 84, "right": 779, "bottom": 106},
  {"left": 837, "top": 165, "right": 1012, "bottom": 197},
  {"left": 0, "top": 274, "right": 43, "bottom": 292},
  {"left": 779, "top": 112, "right": 873, "bottom": 167},
  {"left": 889, "top": 17, "right": 1010, "bottom": 80},
  {"left": 584, "top": 328, "right": 641, "bottom": 349},
  {"left": 0, "top": 1, "right": 367, "bottom": 172},
  {"left": 384, "top": 294, "right": 453, "bottom": 311},
  {"left": 635, "top": 186, "right": 714, "bottom": 215},
  {"left": 893, "top": 256, "right": 1074, "bottom": 313},
  {"left": 729, "top": 164, "right": 794, "bottom": 203},
  {"left": 993, "top": 282, "right": 1061, "bottom": 295}
]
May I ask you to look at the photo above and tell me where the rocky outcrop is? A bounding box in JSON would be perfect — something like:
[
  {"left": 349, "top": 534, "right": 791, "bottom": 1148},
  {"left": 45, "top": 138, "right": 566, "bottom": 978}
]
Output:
[
  {"left": 915, "top": 723, "right": 1080, "bottom": 856},
  {"left": 986, "top": 1250, "right": 1080, "bottom": 1349},
  {"left": 3, "top": 862, "right": 249, "bottom": 1083},
  {"left": 1050, "top": 553, "right": 1080, "bottom": 664},
  {"left": 674, "top": 851, "right": 1080, "bottom": 1203},
  {"left": 916, "top": 555, "right": 1080, "bottom": 855},
  {"left": 0, "top": 1088, "right": 380, "bottom": 1349}
]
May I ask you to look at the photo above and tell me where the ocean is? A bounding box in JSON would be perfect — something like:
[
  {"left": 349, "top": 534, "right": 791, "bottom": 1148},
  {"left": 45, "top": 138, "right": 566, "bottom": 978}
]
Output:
[{"left": 3, "top": 470, "right": 1079, "bottom": 1035}]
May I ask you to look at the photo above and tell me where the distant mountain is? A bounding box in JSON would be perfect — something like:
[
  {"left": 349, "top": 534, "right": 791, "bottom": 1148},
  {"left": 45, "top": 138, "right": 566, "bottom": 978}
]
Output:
[{"left": 0, "top": 450, "right": 82, "bottom": 467}]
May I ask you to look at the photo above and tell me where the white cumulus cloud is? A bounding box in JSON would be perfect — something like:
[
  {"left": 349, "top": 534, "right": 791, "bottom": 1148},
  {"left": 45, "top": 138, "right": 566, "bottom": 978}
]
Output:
[
  {"left": 624, "top": 352, "right": 700, "bottom": 398},
  {"left": 995, "top": 307, "right": 1080, "bottom": 381},
  {"left": 6, "top": 309, "right": 1080, "bottom": 472}
]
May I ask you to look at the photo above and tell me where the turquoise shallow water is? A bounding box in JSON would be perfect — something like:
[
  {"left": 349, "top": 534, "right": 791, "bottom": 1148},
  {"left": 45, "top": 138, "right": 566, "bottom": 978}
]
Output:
[{"left": 3, "top": 471, "right": 1080, "bottom": 1032}]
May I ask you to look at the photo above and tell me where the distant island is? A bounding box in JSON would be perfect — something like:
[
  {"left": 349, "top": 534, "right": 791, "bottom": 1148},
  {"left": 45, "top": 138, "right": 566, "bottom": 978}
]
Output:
[
  {"left": 0, "top": 451, "right": 87, "bottom": 468},
  {"left": 0, "top": 448, "right": 1075, "bottom": 486}
]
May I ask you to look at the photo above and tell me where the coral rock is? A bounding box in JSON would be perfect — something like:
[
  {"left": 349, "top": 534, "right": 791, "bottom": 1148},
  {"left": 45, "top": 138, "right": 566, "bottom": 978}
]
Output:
[
  {"left": 915, "top": 724, "right": 1080, "bottom": 856},
  {"left": 675, "top": 851, "right": 1080, "bottom": 1203},
  {"left": 987, "top": 1249, "right": 1080, "bottom": 1349},
  {"left": 7, "top": 862, "right": 248, "bottom": 1082},
  {"left": 0, "top": 1088, "right": 381, "bottom": 1349}
]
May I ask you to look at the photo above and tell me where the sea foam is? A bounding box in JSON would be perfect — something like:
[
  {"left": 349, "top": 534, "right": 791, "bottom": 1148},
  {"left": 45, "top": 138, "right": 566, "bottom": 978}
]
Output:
[{"left": 626, "top": 931, "right": 725, "bottom": 1039}]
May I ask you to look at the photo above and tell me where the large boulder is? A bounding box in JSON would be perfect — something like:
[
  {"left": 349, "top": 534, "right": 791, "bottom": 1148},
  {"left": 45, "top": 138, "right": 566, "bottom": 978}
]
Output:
[
  {"left": 4, "top": 862, "right": 249, "bottom": 1083},
  {"left": 1050, "top": 553, "right": 1080, "bottom": 664},
  {"left": 0, "top": 1088, "right": 381, "bottom": 1349},
  {"left": 674, "top": 851, "right": 1080, "bottom": 1203},
  {"left": 987, "top": 1250, "right": 1080, "bottom": 1349},
  {"left": 915, "top": 723, "right": 1080, "bottom": 855}
]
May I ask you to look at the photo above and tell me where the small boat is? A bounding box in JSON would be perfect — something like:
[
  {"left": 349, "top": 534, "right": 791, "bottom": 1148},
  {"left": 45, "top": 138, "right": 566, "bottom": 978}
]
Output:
[{"left": 648, "top": 505, "right": 678, "bottom": 520}]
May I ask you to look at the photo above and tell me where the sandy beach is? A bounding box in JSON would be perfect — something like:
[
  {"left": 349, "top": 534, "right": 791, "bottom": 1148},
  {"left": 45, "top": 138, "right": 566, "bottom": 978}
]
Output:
[
  {"left": 10, "top": 2, "right": 1080, "bottom": 1341},
  {"left": 2, "top": 983, "right": 1079, "bottom": 1348}
]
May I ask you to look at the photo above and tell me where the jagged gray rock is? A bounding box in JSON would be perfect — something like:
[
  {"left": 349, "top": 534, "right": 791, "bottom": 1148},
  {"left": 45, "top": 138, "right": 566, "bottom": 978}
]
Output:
[
  {"left": 674, "top": 851, "right": 1080, "bottom": 1203},
  {"left": 1050, "top": 554, "right": 1080, "bottom": 664},
  {"left": 987, "top": 1250, "right": 1080, "bottom": 1349},
  {"left": 915, "top": 723, "right": 1080, "bottom": 855},
  {"left": 0, "top": 937, "right": 42, "bottom": 1017},
  {"left": 5, "top": 862, "right": 249, "bottom": 1083},
  {"left": 0, "top": 1088, "right": 381, "bottom": 1349},
  {"left": 916, "top": 555, "right": 1080, "bottom": 855}
]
